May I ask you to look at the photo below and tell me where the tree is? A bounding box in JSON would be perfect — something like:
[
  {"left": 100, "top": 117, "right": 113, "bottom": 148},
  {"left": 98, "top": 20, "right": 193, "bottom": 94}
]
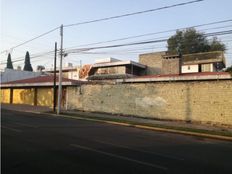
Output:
[
  {"left": 23, "top": 51, "right": 33, "bottom": 71},
  {"left": 209, "top": 37, "right": 226, "bottom": 52},
  {"left": 6, "top": 53, "right": 13, "bottom": 69},
  {"left": 167, "top": 28, "right": 226, "bottom": 54},
  {"left": 225, "top": 65, "right": 232, "bottom": 76}
]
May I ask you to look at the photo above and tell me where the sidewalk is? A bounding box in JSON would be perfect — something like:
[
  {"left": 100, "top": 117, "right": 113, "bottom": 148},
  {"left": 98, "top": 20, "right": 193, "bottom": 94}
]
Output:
[{"left": 2, "top": 103, "right": 232, "bottom": 138}]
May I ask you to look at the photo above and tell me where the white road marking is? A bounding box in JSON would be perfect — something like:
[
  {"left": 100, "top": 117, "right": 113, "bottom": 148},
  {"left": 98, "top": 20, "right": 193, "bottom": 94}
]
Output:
[
  {"left": 1, "top": 126, "right": 22, "bottom": 133},
  {"left": 70, "top": 143, "right": 168, "bottom": 171},
  {"left": 94, "top": 139, "right": 184, "bottom": 161}
]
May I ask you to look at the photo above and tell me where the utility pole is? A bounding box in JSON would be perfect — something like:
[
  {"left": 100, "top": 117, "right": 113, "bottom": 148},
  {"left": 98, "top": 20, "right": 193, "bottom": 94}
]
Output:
[
  {"left": 177, "top": 48, "right": 182, "bottom": 75},
  {"left": 57, "top": 25, "right": 63, "bottom": 114},
  {"left": 53, "top": 42, "right": 57, "bottom": 112}
]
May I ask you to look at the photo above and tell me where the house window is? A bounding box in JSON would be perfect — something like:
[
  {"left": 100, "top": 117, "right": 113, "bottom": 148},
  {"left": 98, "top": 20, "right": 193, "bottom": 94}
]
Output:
[{"left": 201, "top": 64, "right": 211, "bottom": 72}]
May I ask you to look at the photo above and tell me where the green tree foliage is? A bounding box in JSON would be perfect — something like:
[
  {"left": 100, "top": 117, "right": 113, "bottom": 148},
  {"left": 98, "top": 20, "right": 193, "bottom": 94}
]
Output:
[
  {"left": 167, "top": 28, "right": 226, "bottom": 54},
  {"left": 6, "top": 53, "right": 13, "bottom": 69},
  {"left": 23, "top": 51, "right": 33, "bottom": 71},
  {"left": 225, "top": 65, "right": 232, "bottom": 76},
  {"left": 209, "top": 37, "right": 226, "bottom": 52}
]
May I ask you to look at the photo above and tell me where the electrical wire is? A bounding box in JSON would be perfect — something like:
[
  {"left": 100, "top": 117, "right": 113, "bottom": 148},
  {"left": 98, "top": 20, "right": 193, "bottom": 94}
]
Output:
[
  {"left": 1, "top": 0, "right": 204, "bottom": 55},
  {"left": 2, "top": 28, "right": 231, "bottom": 66},
  {"left": 65, "top": 19, "right": 232, "bottom": 49},
  {"left": 64, "top": 0, "right": 204, "bottom": 27},
  {"left": 65, "top": 29, "right": 232, "bottom": 54},
  {"left": 0, "top": 27, "right": 59, "bottom": 55},
  {"left": 0, "top": 50, "right": 55, "bottom": 65}
]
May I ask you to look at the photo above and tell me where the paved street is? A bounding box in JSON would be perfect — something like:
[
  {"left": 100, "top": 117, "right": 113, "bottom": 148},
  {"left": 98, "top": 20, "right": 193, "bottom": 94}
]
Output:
[{"left": 1, "top": 109, "right": 232, "bottom": 174}]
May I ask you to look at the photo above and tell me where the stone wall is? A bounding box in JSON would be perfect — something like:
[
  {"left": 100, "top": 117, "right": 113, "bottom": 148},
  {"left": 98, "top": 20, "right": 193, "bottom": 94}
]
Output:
[
  {"left": 67, "top": 80, "right": 232, "bottom": 126},
  {"left": 139, "top": 52, "right": 180, "bottom": 75},
  {"left": 162, "top": 58, "right": 180, "bottom": 74},
  {"left": 139, "top": 52, "right": 165, "bottom": 75}
]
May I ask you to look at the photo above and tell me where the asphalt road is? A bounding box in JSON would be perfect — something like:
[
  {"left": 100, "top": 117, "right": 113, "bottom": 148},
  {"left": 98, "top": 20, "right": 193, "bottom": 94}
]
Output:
[{"left": 1, "top": 109, "right": 232, "bottom": 174}]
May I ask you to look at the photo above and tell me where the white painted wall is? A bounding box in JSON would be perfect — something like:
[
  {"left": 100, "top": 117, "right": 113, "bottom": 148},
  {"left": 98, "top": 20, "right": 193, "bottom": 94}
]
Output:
[
  {"left": 182, "top": 65, "right": 199, "bottom": 73},
  {"left": 68, "top": 70, "right": 80, "bottom": 80}
]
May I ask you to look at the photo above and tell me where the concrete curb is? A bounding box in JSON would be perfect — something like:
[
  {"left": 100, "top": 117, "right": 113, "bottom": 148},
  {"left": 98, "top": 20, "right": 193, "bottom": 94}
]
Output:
[
  {"left": 134, "top": 125, "right": 232, "bottom": 141},
  {"left": 4, "top": 109, "right": 232, "bottom": 142},
  {"left": 59, "top": 114, "right": 232, "bottom": 141}
]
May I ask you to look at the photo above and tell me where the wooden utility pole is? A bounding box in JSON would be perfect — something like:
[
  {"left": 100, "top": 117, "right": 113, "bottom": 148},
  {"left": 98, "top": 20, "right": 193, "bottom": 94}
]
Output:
[
  {"left": 53, "top": 42, "right": 57, "bottom": 112},
  {"left": 57, "top": 25, "right": 63, "bottom": 114}
]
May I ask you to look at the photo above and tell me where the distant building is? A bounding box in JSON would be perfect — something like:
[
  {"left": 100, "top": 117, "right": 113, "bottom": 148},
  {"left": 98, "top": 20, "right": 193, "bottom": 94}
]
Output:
[
  {"left": 45, "top": 63, "right": 82, "bottom": 80},
  {"left": 181, "top": 51, "right": 226, "bottom": 73},
  {"left": 0, "top": 68, "right": 43, "bottom": 83},
  {"left": 139, "top": 51, "right": 166, "bottom": 75},
  {"left": 139, "top": 51, "right": 226, "bottom": 75},
  {"left": 88, "top": 58, "right": 146, "bottom": 80},
  {"left": 0, "top": 75, "right": 84, "bottom": 108}
]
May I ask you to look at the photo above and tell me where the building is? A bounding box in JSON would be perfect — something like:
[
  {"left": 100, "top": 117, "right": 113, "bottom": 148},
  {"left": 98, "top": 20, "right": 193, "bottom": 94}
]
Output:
[
  {"left": 88, "top": 58, "right": 146, "bottom": 80},
  {"left": 45, "top": 64, "right": 80, "bottom": 80},
  {"left": 45, "top": 63, "right": 90, "bottom": 81},
  {"left": 0, "top": 68, "right": 43, "bottom": 83},
  {"left": 181, "top": 51, "right": 226, "bottom": 73},
  {"left": 0, "top": 75, "right": 84, "bottom": 108},
  {"left": 139, "top": 51, "right": 226, "bottom": 75}
]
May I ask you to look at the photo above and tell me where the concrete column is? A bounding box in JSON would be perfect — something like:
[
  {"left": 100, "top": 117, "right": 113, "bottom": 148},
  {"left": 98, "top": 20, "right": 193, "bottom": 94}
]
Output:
[
  {"left": 10, "top": 88, "right": 13, "bottom": 104},
  {"left": 34, "top": 88, "right": 38, "bottom": 106}
]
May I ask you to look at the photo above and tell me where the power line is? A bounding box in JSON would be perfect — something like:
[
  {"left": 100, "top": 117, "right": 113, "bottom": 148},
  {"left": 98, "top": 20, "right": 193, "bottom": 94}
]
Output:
[
  {"left": 0, "top": 27, "right": 59, "bottom": 55},
  {"left": 2, "top": 35, "right": 54, "bottom": 49},
  {"left": 1, "top": 0, "right": 204, "bottom": 56},
  {"left": 4, "top": 27, "right": 231, "bottom": 65},
  {"left": 66, "top": 39, "right": 167, "bottom": 54},
  {"left": 0, "top": 50, "right": 54, "bottom": 65},
  {"left": 13, "top": 50, "right": 54, "bottom": 60},
  {"left": 64, "top": 0, "right": 204, "bottom": 28},
  {"left": 70, "top": 38, "right": 232, "bottom": 56},
  {"left": 66, "top": 29, "right": 232, "bottom": 54},
  {"left": 205, "top": 30, "right": 232, "bottom": 37},
  {"left": 65, "top": 19, "right": 232, "bottom": 49}
]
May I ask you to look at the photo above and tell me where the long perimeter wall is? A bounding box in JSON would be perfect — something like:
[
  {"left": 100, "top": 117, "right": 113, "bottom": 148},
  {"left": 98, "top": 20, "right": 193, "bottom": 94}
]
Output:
[{"left": 67, "top": 80, "right": 232, "bottom": 126}]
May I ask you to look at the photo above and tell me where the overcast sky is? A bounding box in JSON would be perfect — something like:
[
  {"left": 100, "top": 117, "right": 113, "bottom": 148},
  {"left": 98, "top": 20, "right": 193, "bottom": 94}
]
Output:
[{"left": 1, "top": 0, "right": 232, "bottom": 70}]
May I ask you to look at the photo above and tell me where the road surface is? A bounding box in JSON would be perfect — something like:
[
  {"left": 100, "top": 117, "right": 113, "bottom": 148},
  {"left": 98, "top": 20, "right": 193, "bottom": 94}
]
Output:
[{"left": 1, "top": 109, "right": 232, "bottom": 174}]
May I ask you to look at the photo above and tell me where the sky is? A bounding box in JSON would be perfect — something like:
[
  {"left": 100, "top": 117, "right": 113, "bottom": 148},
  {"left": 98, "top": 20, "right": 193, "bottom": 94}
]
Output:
[{"left": 1, "top": 0, "right": 232, "bottom": 70}]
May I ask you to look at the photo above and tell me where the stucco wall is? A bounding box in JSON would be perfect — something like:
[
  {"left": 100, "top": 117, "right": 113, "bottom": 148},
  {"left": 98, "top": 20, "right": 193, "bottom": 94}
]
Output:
[
  {"left": 182, "top": 65, "right": 199, "bottom": 73},
  {"left": 37, "top": 88, "right": 53, "bottom": 107},
  {"left": 67, "top": 80, "right": 232, "bottom": 126},
  {"left": 13, "top": 89, "right": 35, "bottom": 105},
  {"left": 1, "top": 87, "right": 55, "bottom": 107},
  {"left": 0, "top": 89, "right": 10, "bottom": 103}
]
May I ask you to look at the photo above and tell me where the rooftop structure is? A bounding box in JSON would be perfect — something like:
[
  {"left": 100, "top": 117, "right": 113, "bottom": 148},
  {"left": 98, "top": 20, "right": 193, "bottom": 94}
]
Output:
[
  {"left": 1, "top": 75, "right": 84, "bottom": 88},
  {"left": 88, "top": 59, "right": 146, "bottom": 80},
  {"left": 0, "top": 68, "right": 43, "bottom": 83},
  {"left": 139, "top": 51, "right": 226, "bottom": 75}
]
